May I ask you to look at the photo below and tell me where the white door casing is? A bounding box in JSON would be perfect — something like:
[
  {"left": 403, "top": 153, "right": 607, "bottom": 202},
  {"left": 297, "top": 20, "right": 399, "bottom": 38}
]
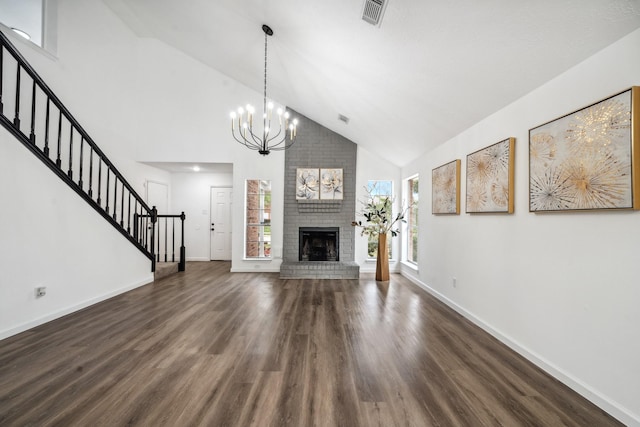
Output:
[{"left": 210, "top": 186, "right": 232, "bottom": 260}]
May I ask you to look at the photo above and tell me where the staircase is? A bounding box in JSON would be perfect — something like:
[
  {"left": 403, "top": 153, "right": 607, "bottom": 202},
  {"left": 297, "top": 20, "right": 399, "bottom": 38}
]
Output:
[{"left": 0, "top": 30, "right": 185, "bottom": 275}]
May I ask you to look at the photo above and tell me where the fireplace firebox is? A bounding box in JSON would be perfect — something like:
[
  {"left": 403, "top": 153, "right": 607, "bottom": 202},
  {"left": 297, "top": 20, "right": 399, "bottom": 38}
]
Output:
[{"left": 299, "top": 227, "right": 339, "bottom": 261}]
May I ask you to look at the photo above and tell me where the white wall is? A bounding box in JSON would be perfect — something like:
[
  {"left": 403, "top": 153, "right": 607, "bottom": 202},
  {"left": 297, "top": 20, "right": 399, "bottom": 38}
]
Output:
[
  {"left": 401, "top": 29, "right": 640, "bottom": 426},
  {"left": 170, "top": 172, "right": 233, "bottom": 261},
  {"left": 6, "top": 0, "right": 286, "bottom": 276},
  {"left": 0, "top": 127, "right": 153, "bottom": 339},
  {"left": 354, "top": 146, "right": 402, "bottom": 272},
  {"left": 0, "top": 0, "right": 170, "bottom": 338},
  {"left": 131, "top": 37, "right": 287, "bottom": 272}
]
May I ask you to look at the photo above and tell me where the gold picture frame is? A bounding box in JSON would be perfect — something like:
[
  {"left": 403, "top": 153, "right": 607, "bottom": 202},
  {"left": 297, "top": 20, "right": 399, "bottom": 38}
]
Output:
[
  {"left": 466, "top": 138, "right": 515, "bottom": 213},
  {"left": 432, "top": 159, "right": 461, "bottom": 214},
  {"left": 529, "top": 87, "right": 640, "bottom": 212}
]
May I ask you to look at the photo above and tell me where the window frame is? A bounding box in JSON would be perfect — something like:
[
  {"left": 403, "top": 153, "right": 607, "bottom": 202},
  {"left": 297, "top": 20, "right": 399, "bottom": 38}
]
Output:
[
  {"left": 365, "top": 180, "right": 394, "bottom": 261},
  {"left": 244, "top": 179, "right": 272, "bottom": 260},
  {"left": 405, "top": 175, "right": 419, "bottom": 265}
]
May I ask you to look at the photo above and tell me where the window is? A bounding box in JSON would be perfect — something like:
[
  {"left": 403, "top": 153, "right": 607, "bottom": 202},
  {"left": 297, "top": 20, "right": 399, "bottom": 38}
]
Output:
[
  {"left": 366, "top": 180, "right": 393, "bottom": 260},
  {"left": 0, "top": 0, "right": 43, "bottom": 46},
  {"left": 407, "top": 176, "right": 419, "bottom": 263},
  {"left": 245, "top": 180, "right": 271, "bottom": 258}
]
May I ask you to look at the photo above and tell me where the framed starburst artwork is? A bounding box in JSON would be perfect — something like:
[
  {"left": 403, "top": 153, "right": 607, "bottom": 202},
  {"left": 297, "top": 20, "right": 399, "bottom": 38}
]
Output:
[
  {"left": 466, "top": 138, "right": 515, "bottom": 213},
  {"left": 529, "top": 87, "right": 640, "bottom": 212},
  {"left": 296, "top": 168, "right": 319, "bottom": 200},
  {"left": 432, "top": 159, "right": 461, "bottom": 214}
]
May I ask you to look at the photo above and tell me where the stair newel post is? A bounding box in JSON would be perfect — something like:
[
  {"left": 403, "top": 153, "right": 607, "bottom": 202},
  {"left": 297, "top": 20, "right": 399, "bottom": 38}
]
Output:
[
  {"left": 150, "top": 206, "right": 157, "bottom": 272},
  {"left": 29, "top": 79, "right": 36, "bottom": 143},
  {"left": 78, "top": 136, "right": 84, "bottom": 189},
  {"left": 55, "top": 109, "right": 62, "bottom": 168},
  {"left": 179, "top": 212, "right": 186, "bottom": 271},
  {"left": 13, "top": 64, "right": 20, "bottom": 128},
  {"left": 43, "top": 97, "right": 50, "bottom": 157},
  {"left": 67, "top": 124, "right": 73, "bottom": 179}
]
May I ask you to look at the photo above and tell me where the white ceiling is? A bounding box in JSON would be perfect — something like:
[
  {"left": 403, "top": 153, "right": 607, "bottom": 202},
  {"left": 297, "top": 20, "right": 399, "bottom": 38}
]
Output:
[{"left": 104, "top": 0, "right": 640, "bottom": 167}]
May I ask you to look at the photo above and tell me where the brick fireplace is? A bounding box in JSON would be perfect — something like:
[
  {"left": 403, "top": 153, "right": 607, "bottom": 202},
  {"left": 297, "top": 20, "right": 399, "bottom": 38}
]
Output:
[{"left": 280, "top": 111, "right": 360, "bottom": 279}]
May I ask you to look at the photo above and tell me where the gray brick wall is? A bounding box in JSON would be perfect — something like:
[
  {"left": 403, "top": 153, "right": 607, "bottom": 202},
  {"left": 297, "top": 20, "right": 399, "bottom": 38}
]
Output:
[{"left": 281, "top": 110, "right": 359, "bottom": 279}]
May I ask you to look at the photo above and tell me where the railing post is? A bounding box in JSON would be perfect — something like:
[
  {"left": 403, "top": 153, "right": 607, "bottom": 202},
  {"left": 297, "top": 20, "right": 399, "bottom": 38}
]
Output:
[
  {"left": 150, "top": 206, "right": 157, "bottom": 272},
  {"left": 179, "top": 211, "right": 186, "bottom": 271}
]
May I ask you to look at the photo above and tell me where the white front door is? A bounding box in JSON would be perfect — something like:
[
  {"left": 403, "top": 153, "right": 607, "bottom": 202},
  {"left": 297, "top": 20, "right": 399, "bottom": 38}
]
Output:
[{"left": 210, "top": 187, "right": 232, "bottom": 260}]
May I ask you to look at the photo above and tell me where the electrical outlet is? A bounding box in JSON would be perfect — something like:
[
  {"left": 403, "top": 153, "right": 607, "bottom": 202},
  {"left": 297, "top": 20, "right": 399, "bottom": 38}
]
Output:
[
  {"left": 35, "top": 287, "right": 47, "bottom": 297},
  {"left": 452, "top": 277, "right": 457, "bottom": 288}
]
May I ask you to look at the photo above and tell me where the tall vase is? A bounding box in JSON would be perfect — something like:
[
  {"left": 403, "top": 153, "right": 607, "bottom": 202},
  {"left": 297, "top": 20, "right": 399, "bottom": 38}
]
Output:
[{"left": 376, "top": 233, "right": 390, "bottom": 281}]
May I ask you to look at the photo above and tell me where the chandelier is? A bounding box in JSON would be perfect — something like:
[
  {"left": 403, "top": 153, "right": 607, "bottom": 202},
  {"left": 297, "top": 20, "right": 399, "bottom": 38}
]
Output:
[{"left": 230, "top": 25, "right": 298, "bottom": 155}]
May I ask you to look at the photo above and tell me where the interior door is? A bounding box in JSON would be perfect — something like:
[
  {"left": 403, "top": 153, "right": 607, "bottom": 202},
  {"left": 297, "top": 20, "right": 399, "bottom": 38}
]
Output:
[{"left": 210, "top": 187, "right": 232, "bottom": 260}]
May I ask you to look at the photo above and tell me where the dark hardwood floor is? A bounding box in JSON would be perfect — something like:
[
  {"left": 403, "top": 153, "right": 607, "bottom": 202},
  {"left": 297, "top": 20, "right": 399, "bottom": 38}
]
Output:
[{"left": 0, "top": 261, "right": 621, "bottom": 426}]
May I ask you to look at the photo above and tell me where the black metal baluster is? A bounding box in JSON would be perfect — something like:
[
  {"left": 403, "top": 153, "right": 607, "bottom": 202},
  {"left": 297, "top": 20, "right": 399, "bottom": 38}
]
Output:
[
  {"left": 43, "top": 97, "right": 50, "bottom": 157},
  {"left": 133, "top": 200, "right": 139, "bottom": 241},
  {"left": 14, "top": 65, "right": 20, "bottom": 127},
  {"left": 0, "top": 46, "right": 4, "bottom": 114},
  {"left": 127, "top": 193, "right": 131, "bottom": 234},
  {"left": 97, "top": 159, "right": 102, "bottom": 206},
  {"left": 105, "top": 166, "right": 110, "bottom": 213},
  {"left": 144, "top": 209, "right": 148, "bottom": 250},
  {"left": 67, "top": 124, "right": 73, "bottom": 179},
  {"left": 171, "top": 217, "right": 175, "bottom": 262},
  {"left": 78, "top": 137, "right": 84, "bottom": 189},
  {"left": 157, "top": 217, "right": 160, "bottom": 262},
  {"left": 88, "top": 145, "right": 94, "bottom": 197},
  {"left": 133, "top": 211, "right": 139, "bottom": 243},
  {"left": 164, "top": 217, "right": 168, "bottom": 262},
  {"left": 56, "top": 109, "right": 62, "bottom": 167},
  {"left": 112, "top": 176, "right": 118, "bottom": 221},
  {"left": 29, "top": 80, "right": 36, "bottom": 143},
  {"left": 120, "top": 183, "right": 125, "bottom": 227}
]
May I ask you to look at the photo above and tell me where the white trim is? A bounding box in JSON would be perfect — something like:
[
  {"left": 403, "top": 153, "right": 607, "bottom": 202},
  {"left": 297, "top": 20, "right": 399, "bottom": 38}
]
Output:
[
  {"left": 230, "top": 267, "right": 281, "bottom": 273},
  {"left": 400, "top": 272, "right": 639, "bottom": 427},
  {"left": 186, "top": 256, "right": 210, "bottom": 262},
  {"left": 0, "top": 275, "right": 153, "bottom": 341}
]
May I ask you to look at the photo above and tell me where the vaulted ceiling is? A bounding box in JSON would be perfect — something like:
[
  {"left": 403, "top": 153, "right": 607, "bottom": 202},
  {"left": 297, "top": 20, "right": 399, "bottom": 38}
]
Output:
[{"left": 103, "top": 0, "right": 640, "bottom": 166}]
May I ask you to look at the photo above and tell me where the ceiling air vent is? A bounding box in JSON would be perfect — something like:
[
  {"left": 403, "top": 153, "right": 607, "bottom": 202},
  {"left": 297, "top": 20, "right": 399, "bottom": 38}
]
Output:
[
  {"left": 338, "top": 114, "right": 350, "bottom": 124},
  {"left": 362, "top": 0, "right": 387, "bottom": 26}
]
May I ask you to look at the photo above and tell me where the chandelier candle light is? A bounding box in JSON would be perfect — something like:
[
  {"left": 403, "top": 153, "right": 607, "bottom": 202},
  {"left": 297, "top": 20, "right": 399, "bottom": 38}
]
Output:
[{"left": 230, "top": 25, "right": 298, "bottom": 155}]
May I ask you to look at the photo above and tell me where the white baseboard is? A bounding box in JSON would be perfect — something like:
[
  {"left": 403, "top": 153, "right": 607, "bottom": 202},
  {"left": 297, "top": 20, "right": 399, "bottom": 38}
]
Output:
[
  {"left": 186, "top": 257, "right": 210, "bottom": 262},
  {"left": 0, "top": 275, "right": 154, "bottom": 341},
  {"left": 400, "top": 273, "right": 639, "bottom": 427},
  {"left": 230, "top": 268, "right": 281, "bottom": 273}
]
